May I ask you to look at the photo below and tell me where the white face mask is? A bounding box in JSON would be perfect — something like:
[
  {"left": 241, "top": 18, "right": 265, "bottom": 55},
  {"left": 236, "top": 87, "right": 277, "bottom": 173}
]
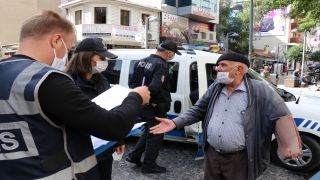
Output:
[
  {"left": 167, "top": 51, "right": 175, "bottom": 61},
  {"left": 51, "top": 38, "right": 68, "bottom": 70},
  {"left": 92, "top": 60, "right": 108, "bottom": 74},
  {"left": 216, "top": 66, "right": 238, "bottom": 84}
]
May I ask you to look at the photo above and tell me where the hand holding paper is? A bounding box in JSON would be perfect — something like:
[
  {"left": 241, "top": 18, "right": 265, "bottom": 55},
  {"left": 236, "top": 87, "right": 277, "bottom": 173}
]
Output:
[{"left": 132, "top": 86, "right": 150, "bottom": 105}]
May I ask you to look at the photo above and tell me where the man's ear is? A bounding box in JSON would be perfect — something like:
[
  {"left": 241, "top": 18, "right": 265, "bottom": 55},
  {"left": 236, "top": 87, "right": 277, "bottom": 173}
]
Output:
[
  {"left": 237, "top": 66, "right": 243, "bottom": 74},
  {"left": 50, "top": 34, "right": 61, "bottom": 48}
]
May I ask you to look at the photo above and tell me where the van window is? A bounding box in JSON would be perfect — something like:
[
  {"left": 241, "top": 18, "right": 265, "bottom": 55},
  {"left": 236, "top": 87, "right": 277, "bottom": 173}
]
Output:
[
  {"left": 101, "top": 60, "right": 122, "bottom": 84},
  {"left": 128, "top": 61, "right": 179, "bottom": 93},
  {"left": 128, "top": 60, "right": 139, "bottom": 85},
  {"left": 190, "top": 62, "right": 198, "bottom": 92},
  {"left": 205, "top": 63, "right": 217, "bottom": 87},
  {"left": 168, "top": 62, "right": 179, "bottom": 93}
]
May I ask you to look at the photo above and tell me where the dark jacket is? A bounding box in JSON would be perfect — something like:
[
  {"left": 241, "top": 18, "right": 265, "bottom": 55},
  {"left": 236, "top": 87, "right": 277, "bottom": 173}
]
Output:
[
  {"left": 129, "top": 54, "right": 171, "bottom": 103},
  {"left": 72, "top": 74, "right": 125, "bottom": 160},
  {"left": 173, "top": 75, "right": 291, "bottom": 180}
]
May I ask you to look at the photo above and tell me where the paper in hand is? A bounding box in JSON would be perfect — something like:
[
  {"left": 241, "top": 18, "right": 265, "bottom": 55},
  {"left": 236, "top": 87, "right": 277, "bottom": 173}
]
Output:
[
  {"left": 112, "top": 151, "right": 124, "bottom": 161},
  {"left": 92, "top": 85, "right": 132, "bottom": 110}
]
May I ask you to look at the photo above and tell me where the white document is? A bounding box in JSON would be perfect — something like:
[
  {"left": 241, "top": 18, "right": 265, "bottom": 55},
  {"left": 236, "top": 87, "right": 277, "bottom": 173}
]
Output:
[
  {"left": 92, "top": 85, "right": 132, "bottom": 110},
  {"left": 112, "top": 151, "right": 124, "bottom": 161},
  {"left": 91, "top": 122, "right": 146, "bottom": 150}
]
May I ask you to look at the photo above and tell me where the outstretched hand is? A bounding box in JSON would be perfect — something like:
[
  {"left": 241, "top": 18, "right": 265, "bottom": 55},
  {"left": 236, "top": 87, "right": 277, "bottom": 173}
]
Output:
[{"left": 150, "top": 117, "right": 177, "bottom": 134}]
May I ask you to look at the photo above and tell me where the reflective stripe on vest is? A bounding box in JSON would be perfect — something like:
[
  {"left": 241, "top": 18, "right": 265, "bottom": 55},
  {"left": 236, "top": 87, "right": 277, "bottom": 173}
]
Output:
[{"left": 36, "top": 154, "right": 97, "bottom": 180}]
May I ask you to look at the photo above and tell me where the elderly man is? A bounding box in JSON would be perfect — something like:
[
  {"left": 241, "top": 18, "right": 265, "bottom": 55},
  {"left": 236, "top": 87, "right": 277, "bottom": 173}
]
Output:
[
  {"left": 150, "top": 52, "right": 301, "bottom": 180},
  {"left": 0, "top": 10, "right": 150, "bottom": 180}
]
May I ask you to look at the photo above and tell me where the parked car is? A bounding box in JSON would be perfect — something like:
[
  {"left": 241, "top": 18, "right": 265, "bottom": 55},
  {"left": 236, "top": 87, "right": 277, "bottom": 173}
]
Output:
[{"left": 308, "top": 64, "right": 320, "bottom": 74}]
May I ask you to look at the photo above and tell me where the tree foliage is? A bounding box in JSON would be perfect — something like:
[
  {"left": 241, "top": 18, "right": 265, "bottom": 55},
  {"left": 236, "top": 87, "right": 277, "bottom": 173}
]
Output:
[
  {"left": 265, "top": 0, "right": 320, "bottom": 31},
  {"left": 311, "top": 51, "right": 320, "bottom": 62},
  {"left": 286, "top": 44, "right": 304, "bottom": 62},
  {"left": 216, "top": 0, "right": 250, "bottom": 55}
]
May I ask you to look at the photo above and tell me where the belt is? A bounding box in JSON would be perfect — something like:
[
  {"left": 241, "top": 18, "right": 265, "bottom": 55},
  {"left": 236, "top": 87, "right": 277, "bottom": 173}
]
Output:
[{"left": 212, "top": 147, "right": 247, "bottom": 156}]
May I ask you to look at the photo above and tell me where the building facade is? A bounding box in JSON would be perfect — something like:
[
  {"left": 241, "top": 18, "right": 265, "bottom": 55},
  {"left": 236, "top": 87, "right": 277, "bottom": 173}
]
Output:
[
  {"left": 0, "top": 0, "right": 61, "bottom": 59},
  {"left": 60, "top": 0, "right": 162, "bottom": 49},
  {"left": 161, "top": 0, "right": 219, "bottom": 46}
]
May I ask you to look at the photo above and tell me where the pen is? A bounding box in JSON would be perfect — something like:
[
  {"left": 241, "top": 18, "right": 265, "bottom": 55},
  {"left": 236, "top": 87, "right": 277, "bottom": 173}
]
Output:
[{"left": 142, "top": 76, "right": 145, "bottom": 86}]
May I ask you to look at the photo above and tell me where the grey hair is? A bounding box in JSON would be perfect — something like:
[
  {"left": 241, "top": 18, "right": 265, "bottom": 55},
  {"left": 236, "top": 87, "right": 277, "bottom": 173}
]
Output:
[
  {"left": 157, "top": 46, "right": 167, "bottom": 52},
  {"left": 234, "top": 62, "right": 248, "bottom": 74}
]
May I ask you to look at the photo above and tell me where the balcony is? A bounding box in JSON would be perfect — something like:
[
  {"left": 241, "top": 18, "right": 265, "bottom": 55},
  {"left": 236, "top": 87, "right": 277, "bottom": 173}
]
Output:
[
  {"left": 291, "top": 22, "right": 298, "bottom": 30},
  {"left": 290, "top": 38, "right": 303, "bottom": 44}
]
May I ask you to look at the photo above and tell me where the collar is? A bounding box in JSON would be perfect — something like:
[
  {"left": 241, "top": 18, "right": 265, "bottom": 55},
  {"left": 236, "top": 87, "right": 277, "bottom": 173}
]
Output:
[
  {"left": 150, "top": 54, "right": 166, "bottom": 62},
  {"left": 221, "top": 79, "right": 247, "bottom": 95},
  {"left": 7, "top": 54, "right": 35, "bottom": 60}
]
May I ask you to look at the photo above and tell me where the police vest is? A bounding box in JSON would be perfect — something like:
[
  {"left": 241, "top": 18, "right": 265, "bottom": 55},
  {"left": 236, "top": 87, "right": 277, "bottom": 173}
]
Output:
[{"left": 0, "top": 59, "right": 99, "bottom": 180}]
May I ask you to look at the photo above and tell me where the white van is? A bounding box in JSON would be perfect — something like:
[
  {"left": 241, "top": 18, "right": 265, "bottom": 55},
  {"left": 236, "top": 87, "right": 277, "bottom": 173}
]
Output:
[{"left": 102, "top": 49, "right": 320, "bottom": 172}]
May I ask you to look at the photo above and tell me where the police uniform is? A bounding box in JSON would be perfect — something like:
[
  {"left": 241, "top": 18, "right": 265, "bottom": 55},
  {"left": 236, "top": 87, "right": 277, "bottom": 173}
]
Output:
[
  {"left": 128, "top": 54, "right": 171, "bottom": 169},
  {"left": 0, "top": 57, "right": 99, "bottom": 180}
]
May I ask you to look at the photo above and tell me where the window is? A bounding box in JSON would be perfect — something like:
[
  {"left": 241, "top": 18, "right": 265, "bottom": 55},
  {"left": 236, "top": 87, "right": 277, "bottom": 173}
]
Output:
[
  {"left": 120, "top": 10, "right": 130, "bottom": 26},
  {"left": 128, "top": 61, "right": 179, "bottom": 93},
  {"left": 168, "top": 62, "right": 179, "bottom": 93},
  {"left": 164, "top": 0, "right": 176, "bottom": 7},
  {"left": 101, "top": 60, "right": 122, "bottom": 85},
  {"left": 128, "top": 60, "right": 139, "bottom": 85},
  {"left": 189, "top": 62, "right": 198, "bottom": 92},
  {"left": 141, "top": 13, "right": 150, "bottom": 30},
  {"left": 205, "top": 64, "right": 217, "bottom": 88},
  {"left": 94, "top": 7, "right": 106, "bottom": 24},
  {"left": 178, "top": 0, "right": 191, "bottom": 7},
  {"left": 75, "top": 10, "right": 82, "bottom": 25}
]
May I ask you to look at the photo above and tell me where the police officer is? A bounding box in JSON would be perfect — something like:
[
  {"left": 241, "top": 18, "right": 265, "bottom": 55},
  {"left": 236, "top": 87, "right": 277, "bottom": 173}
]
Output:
[{"left": 126, "top": 40, "right": 181, "bottom": 173}]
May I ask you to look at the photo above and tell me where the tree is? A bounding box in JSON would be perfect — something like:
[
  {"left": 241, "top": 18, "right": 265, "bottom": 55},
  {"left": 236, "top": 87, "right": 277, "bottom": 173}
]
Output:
[
  {"left": 265, "top": 0, "right": 320, "bottom": 31},
  {"left": 216, "top": 0, "right": 250, "bottom": 55},
  {"left": 311, "top": 51, "right": 320, "bottom": 62},
  {"left": 286, "top": 44, "right": 304, "bottom": 62},
  {"left": 216, "top": 0, "right": 275, "bottom": 55},
  {"left": 180, "top": 29, "right": 191, "bottom": 44}
]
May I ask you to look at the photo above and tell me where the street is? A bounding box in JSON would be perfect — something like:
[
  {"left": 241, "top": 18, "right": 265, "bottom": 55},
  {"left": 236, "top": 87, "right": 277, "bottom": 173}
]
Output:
[{"left": 112, "top": 136, "right": 320, "bottom": 180}]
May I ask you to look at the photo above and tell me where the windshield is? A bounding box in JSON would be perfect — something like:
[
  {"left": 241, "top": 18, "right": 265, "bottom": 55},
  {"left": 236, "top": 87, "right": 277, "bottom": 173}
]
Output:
[
  {"left": 246, "top": 69, "right": 296, "bottom": 102},
  {"left": 247, "top": 69, "right": 283, "bottom": 96}
]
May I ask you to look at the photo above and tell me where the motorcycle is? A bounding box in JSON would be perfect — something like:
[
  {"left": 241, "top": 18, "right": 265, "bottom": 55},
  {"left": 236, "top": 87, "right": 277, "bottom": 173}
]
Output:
[{"left": 302, "top": 70, "right": 317, "bottom": 85}]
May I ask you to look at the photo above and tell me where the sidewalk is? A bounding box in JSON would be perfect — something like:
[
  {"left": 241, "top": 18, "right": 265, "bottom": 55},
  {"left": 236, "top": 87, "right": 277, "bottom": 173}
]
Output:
[
  {"left": 277, "top": 85, "right": 320, "bottom": 96},
  {"left": 276, "top": 75, "right": 320, "bottom": 97}
]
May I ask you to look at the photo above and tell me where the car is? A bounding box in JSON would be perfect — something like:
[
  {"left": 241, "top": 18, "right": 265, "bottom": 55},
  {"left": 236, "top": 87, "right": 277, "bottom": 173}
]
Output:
[
  {"left": 308, "top": 64, "right": 320, "bottom": 74},
  {"left": 103, "top": 49, "right": 320, "bottom": 172}
]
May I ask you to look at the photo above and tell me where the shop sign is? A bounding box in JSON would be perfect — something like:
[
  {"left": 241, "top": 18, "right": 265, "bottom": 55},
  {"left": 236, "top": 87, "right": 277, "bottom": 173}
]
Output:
[
  {"left": 112, "top": 25, "right": 143, "bottom": 39},
  {"left": 161, "top": 13, "right": 188, "bottom": 39},
  {"left": 192, "top": 7, "right": 216, "bottom": 20},
  {"left": 82, "top": 24, "right": 112, "bottom": 37}
]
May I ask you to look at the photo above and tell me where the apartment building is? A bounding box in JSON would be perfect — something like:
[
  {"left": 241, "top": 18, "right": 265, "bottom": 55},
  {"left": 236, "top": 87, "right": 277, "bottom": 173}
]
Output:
[
  {"left": 0, "top": 0, "right": 61, "bottom": 59},
  {"left": 60, "top": 0, "right": 162, "bottom": 49},
  {"left": 161, "top": 0, "right": 219, "bottom": 46}
]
